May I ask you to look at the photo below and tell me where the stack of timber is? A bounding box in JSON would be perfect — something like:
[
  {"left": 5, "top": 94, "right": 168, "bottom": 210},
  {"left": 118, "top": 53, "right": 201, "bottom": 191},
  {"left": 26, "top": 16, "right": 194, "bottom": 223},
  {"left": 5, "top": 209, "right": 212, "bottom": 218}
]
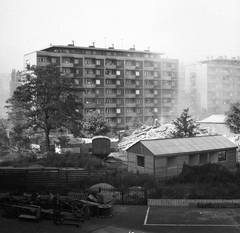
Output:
[{"left": 118, "top": 124, "right": 176, "bottom": 151}]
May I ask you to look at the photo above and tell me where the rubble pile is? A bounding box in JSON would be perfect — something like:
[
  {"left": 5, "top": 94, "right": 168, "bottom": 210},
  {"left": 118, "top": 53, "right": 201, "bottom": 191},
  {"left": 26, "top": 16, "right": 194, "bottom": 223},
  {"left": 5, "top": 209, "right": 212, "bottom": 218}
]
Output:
[{"left": 118, "top": 124, "right": 176, "bottom": 151}]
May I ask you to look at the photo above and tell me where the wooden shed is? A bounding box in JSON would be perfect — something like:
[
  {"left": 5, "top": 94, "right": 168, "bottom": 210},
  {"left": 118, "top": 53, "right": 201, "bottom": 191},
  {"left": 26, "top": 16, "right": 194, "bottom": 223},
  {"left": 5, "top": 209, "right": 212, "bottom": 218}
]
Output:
[{"left": 126, "top": 135, "right": 237, "bottom": 178}]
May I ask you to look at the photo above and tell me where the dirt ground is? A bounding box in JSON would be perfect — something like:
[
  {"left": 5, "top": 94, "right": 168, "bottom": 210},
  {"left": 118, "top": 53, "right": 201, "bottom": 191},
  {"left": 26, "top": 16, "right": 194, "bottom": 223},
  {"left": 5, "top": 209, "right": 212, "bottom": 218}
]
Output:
[{"left": 1, "top": 205, "right": 240, "bottom": 233}]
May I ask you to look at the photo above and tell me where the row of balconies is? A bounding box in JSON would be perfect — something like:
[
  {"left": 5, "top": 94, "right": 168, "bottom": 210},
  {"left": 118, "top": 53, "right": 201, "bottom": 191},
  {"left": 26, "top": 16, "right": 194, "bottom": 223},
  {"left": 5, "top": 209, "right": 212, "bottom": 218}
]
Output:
[
  {"left": 84, "top": 83, "right": 158, "bottom": 89},
  {"left": 84, "top": 102, "right": 171, "bottom": 108},
  {"left": 61, "top": 62, "right": 161, "bottom": 70}
]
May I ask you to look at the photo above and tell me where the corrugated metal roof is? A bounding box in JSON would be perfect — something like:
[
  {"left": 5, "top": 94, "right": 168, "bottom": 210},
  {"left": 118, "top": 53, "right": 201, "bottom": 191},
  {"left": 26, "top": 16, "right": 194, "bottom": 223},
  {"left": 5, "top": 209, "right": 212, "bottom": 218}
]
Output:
[
  {"left": 197, "top": 115, "right": 226, "bottom": 123},
  {"left": 136, "top": 135, "right": 237, "bottom": 156}
]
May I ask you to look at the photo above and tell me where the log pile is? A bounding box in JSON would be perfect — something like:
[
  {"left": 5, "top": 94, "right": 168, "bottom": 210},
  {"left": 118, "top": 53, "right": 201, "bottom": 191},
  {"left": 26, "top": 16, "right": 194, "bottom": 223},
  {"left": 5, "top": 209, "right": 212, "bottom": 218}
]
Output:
[{"left": 118, "top": 124, "right": 176, "bottom": 151}]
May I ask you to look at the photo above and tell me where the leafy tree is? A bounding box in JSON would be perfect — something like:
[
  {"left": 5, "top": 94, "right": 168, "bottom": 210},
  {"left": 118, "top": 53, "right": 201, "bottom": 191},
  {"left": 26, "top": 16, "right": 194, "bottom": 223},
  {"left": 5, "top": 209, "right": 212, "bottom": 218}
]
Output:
[
  {"left": 145, "top": 117, "right": 154, "bottom": 126},
  {"left": 127, "top": 113, "right": 142, "bottom": 129},
  {"left": 171, "top": 108, "right": 201, "bottom": 137},
  {"left": 0, "top": 119, "right": 10, "bottom": 155},
  {"left": 225, "top": 102, "right": 240, "bottom": 133},
  {"left": 81, "top": 111, "right": 110, "bottom": 137},
  {"left": 6, "top": 64, "right": 83, "bottom": 155},
  {"left": 10, "top": 124, "right": 30, "bottom": 150}
]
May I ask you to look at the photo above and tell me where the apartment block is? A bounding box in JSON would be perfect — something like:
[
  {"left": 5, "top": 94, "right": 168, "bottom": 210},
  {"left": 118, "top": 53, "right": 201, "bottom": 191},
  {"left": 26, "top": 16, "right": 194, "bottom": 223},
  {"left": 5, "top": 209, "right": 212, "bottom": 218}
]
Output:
[
  {"left": 185, "top": 57, "right": 240, "bottom": 117},
  {"left": 24, "top": 44, "right": 179, "bottom": 128}
]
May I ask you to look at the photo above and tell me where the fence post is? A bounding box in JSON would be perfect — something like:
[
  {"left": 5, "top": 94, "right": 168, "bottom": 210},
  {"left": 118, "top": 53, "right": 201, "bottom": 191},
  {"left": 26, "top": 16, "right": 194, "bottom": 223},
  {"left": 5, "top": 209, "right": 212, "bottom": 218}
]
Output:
[
  {"left": 144, "top": 189, "right": 148, "bottom": 205},
  {"left": 66, "top": 171, "right": 68, "bottom": 188},
  {"left": 25, "top": 170, "right": 28, "bottom": 187},
  {"left": 121, "top": 188, "right": 124, "bottom": 205}
]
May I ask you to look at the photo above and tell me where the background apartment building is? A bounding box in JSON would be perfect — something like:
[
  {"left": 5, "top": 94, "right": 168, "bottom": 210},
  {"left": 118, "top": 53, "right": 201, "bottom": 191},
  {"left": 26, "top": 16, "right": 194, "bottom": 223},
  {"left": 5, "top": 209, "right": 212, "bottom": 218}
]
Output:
[
  {"left": 24, "top": 44, "right": 179, "bottom": 128},
  {"left": 185, "top": 57, "right": 240, "bottom": 118}
]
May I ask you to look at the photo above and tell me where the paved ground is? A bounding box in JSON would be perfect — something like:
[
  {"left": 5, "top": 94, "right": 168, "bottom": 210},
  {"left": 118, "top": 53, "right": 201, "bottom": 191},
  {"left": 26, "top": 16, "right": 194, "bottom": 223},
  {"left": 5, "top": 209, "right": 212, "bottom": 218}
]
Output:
[{"left": 2, "top": 205, "right": 240, "bottom": 233}]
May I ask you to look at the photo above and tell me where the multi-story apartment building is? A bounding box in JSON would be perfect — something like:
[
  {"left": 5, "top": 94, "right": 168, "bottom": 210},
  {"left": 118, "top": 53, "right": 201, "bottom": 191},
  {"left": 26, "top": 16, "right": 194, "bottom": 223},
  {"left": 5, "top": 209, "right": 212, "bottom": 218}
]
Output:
[
  {"left": 185, "top": 57, "right": 240, "bottom": 117},
  {"left": 24, "top": 44, "right": 179, "bottom": 128}
]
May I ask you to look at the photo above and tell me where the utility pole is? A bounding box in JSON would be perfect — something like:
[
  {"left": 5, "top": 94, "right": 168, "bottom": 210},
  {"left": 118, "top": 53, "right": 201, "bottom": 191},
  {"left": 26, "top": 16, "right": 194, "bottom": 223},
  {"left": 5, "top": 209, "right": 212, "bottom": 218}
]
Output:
[
  {"left": 103, "top": 37, "right": 107, "bottom": 48},
  {"left": 120, "top": 38, "right": 124, "bottom": 49}
]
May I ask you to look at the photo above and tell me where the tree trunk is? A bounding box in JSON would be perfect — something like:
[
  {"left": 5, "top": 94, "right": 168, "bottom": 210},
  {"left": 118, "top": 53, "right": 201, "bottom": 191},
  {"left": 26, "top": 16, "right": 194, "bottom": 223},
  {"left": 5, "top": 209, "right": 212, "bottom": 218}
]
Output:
[{"left": 45, "top": 128, "right": 50, "bottom": 156}]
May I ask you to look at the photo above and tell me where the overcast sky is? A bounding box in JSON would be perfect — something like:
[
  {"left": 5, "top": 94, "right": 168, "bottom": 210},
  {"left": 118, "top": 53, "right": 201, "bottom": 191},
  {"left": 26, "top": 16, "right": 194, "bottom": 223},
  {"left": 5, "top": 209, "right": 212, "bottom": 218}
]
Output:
[{"left": 0, "top": 0, "right": 240, "bottom": 73}]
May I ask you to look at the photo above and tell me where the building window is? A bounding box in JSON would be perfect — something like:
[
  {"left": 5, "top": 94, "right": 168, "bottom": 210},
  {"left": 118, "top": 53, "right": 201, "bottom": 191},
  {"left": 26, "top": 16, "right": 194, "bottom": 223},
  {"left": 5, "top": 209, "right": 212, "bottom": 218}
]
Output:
[
  {"left": 116, "top": 80, "right": 120, "bottom": 85},
  {"left": 96, "top": 89, "right": 99, "bottom": 94},
  {"left": 117, "top": 99, "right": 121, "bottom": 104},
  {"left": 51, "top": 58, "right": 57, "bottom": 63},
  {"left": 116, "top": 70, "right": 121, "bottom": 75},
  {"left": 117, "top": 61, "right": 121, "bottom": 66},
  {"left": 96, "top": 70, "right": 100, "bottom": 75},
  {"left": 154, "top": 108, "right": 158, "bottom": 112},
  {"left": 116, "top": 89, "right": 121, "bottom": 94},
  {"left": 136, "top": 71, "right": 140, "bottom": 76},
  {"left": 136, "top": 81, "right": 140, "bottom": 85},
  {"left": 96, "top": 80, "right": 100, "bottom": 85},
  {"left": 74, "top": 59, "right": 79, "bottom": 64},
  {"left": 116, "top": 109, "right": 121, "bottom": 113},
  {"left": 136, "top": 90, "right": 140, "bottom": 95},
  {"left": 136, "top": 99, "right": 140, "bottom": 104},
  {"left": 62, "top": 68, "right": 71, "bottom": 74},
  {"left": 38, "top": 57, "right": 48, "bottom": 62},
  {"left": 218, "top": 151, "right": 226, "bottom": 161},
  {"left": 62, "top": 58, "right": 71, "bottom": 63},
  {"left": 136, "top": 108, "right": 140, "bottom": 113},
  {"left": 137, "top": 156, "right": 144, "bottom": 167},
  {"left": 106, "top": 89, "right": 115, "bottom": 94},
  {"left": 96, "top": 60, "right": 100, "bottom": 65},
  {"left": 117, "top": 118, "right": 121, "bottom": 123},
  {"left": 167, "top": 157, "right": 177, "bottom": 167},
  {"left": 74, "top": 79, "right": 79, "bottom": 84},
  {"left": 200, "top": 153, "right": 208, "bottom": 164}
]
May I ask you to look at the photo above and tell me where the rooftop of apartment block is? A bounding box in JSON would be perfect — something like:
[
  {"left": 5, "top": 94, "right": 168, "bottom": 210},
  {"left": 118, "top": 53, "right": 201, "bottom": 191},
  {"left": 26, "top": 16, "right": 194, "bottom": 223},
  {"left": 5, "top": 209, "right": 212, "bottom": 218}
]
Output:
[
  {"left": 25, "top": 43, "right": 166, "bottom": 58},
  {"left": 200, "top": 56, "right": 240, "bottom": 65}
]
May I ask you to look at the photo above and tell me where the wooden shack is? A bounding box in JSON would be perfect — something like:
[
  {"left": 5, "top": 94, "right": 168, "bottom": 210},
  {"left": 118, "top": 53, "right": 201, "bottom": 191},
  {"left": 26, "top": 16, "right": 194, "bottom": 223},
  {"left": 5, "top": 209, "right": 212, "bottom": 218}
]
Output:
[{"left": 126, "top": 135, "right": 237, "bottom": 178}]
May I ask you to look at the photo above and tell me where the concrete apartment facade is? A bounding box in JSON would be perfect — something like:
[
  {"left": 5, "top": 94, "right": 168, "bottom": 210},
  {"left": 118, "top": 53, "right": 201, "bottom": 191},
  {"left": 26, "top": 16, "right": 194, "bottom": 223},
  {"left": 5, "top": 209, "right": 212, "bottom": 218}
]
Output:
[
  {"left": 185, "top": 57, "right": 240, "bottom": 117},
  {"left": 24, "top": 44, "right": 179, "bottom": 128}
]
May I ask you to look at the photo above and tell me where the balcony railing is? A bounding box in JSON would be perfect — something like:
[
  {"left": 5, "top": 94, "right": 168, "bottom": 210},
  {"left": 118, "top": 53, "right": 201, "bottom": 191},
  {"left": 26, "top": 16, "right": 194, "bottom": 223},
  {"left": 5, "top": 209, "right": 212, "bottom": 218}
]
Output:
[
  {"left": 84, "top": 64, "right": 96, "bottom": 68},
  {"left": 84, "top": 103, "right": 96, "bottom": 108},
  {"left": 105, "top": 64, "right": 116, "bottom": 69},
  {"left": 125, "top": 75, "right": 136, "bottom": 79},
  {"left": 125, "top": 94, "right": 136, "bottom": 98},
  {"left": 125, "top": 65, "right": 136, "bottom": 70},
  {"left": 144, "top": 94, "right": 154, "bottom": 98},
  {"left": 84, "top": 83, "right": 96, "bottom": 88},
  {"left": 105, "top": 84, "right": 117, "bottom": 88},
  {"left": 85, "top": 74, "right": 96, "bottom": 78},
  {"left": 105, "top": 113, "right": 117, "bottom": 117},
  {"left": 162, "top": 76, "right": 172, "bottom": 81},
  {"left": 144, "top": 112, "right": 154, "bottom": 116},
  {"left": 144, "top": 84, "right": 154, "bottom": 89},
  {"left": 62, "top": 63, "right": 74, "bottom": 67},
  {"left": 105, "top": 74, "right": 116, "bottom": 79},
  {"left": 105, "top": 103, "right": 117, "bottom": 108},
  {"left": 144, "top": 76, "right": 154, "bottom": 80},
  {"left": 144, "top": 66, "right": 154, "bottom": 70},
  {"left": 83, "top": 93, "right": 96, "bottom": 98},
  {"left": 144, "top": 103, "right": 154, "bottom": 107},
  {"left": 125, "top": 103, "right": 136, "bottom": 107},
  {"left": 105, "top": 93, "right": 117, "bottom": 98}
]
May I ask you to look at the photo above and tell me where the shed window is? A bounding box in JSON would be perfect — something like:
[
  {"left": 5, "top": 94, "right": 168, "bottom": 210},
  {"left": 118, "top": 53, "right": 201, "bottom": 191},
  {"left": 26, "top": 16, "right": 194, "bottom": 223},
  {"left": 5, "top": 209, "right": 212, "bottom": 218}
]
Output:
[
  {"left": 137, "top": 156, "right": 144, "bottom": 167},
  {"left": 218, "top": 151, "right": 226, "bottom": 161},
  {"left": 167, "top": 157, "right": 177, "bottom": 167},
  {"left": 200, "top": 153, "right": 208, "bottom": 164}
]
